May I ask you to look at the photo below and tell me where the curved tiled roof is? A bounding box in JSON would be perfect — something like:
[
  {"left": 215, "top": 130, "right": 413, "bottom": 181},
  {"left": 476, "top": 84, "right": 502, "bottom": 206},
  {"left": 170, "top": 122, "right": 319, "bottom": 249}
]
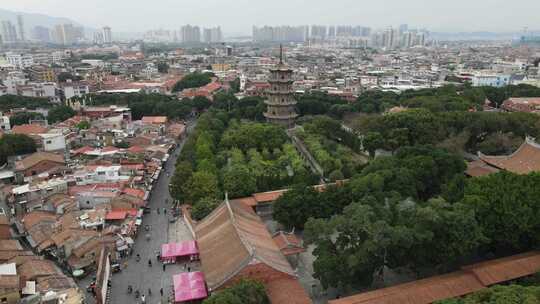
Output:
[
  {"left": 195, "top": 199, "right": 294, "bottom": 291},
  {"left": 479, "top": 137, "right": 540, "bottom": 174}
]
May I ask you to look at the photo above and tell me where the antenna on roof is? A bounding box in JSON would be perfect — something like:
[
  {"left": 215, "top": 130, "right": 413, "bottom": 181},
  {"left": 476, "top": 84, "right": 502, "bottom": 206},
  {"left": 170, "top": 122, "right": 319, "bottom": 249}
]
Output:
[{"left": 279, "top": 44, "right": 283, "bottom": 64}]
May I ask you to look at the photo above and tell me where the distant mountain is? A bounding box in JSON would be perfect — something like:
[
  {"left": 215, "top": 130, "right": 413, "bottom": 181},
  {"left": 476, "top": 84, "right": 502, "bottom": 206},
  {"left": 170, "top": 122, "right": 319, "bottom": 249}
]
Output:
[{"left": 0, "top": 8, "right": 88, "bottom": 36}]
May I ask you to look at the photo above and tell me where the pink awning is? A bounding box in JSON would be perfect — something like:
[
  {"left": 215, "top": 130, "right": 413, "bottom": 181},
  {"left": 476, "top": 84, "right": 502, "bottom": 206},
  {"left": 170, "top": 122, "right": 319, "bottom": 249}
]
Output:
[
  {"left": 161, "top": 241, "right": 198, "bottom": 259},
  {"left": 173, "top": 271, "right": 207, "bottom": 302}
]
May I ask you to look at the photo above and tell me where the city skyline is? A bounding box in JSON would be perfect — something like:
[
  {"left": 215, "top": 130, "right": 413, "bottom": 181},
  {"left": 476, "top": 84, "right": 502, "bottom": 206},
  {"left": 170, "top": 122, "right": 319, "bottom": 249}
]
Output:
[{"left": 1, "top": 0, "right": 539, "bottom": 35}]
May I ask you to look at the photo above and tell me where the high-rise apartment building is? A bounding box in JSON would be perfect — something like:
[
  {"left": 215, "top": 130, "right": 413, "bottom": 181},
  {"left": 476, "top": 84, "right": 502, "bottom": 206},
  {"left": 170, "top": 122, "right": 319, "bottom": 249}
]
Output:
[
  {"left": 180, "top": 25, "right": 201, "bottom": 43},
  {"left": 1, "top": 21, "right": 18, "bottom": 44},
  {"left": 382, "top": 27, "right": 397, "bottom": 49},
  {"left": 103, "top": 26, "right": 112, "bottom": 43},
  {"left": 399, "top": 24, "right": 408, "bottom": 35},
  {"left": 32, "top": 26, "right": 51, "bottom": 43},
  {"left": 52, "top": 24, "right": 83, "bottom": 45},
  {"left": 310, "top": 25, "right": 327, "bottom": 40},
  {"left": 253, "top": 25, "right": 307, "bottom": 43},
  {"left": 93, "top": 32, "right": 104, "bottom": 44},
  {"left": 16, "top": 15, "right": 25, "bottom": 41},
  {"left": 328, "top": 26, "right": 336, "bottom": 39},
  {"left": 203, "top": 26, "right": 222, "bottom": 43}
]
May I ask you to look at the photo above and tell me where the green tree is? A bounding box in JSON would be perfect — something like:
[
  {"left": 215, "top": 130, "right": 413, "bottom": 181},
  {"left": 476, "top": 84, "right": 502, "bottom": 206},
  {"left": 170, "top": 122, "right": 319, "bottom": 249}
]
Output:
[
  {"left": 9, "top": 112, "right": 45, "bottom": 126},
  {"left": 191, "top": 197, "right": 220, "bottom": 220},
  {"left": 363, "top": 132, "right": 383, "bottom": 157},
  {"left": 436, "top": 284, "right": 540, "bottom": 304},
  {"left": 0, "top": 134, "right": 37, "bottom": 165},
  {"left": 48, "top": 105, "right": 76, "bottom": 123},
  {"left": 157, "top": 62, "right": 169, "bottom": 73},
  {"left": 172, "top": 72, "right": 213, "bottom": 92},
  {"left": 229, "top": 78, "right": 240, "bottom": 93},
  {"left": 223, "top": 163, "right": 257, "bottom": 198},
  {"left": 193, "top": 96, "right": 212, "bottom": 111},
  {"left": 203, "top": 279, "right": 269, "bottom": 304},
  {"left": 76, "top": 120, "right": 91, "bottom": 130},
  {"left": 273, "top": 184, "right": 319, "bottom": 229},
  {"left": 461, "top": 171, "right": 540, "bottom": 250},
  {"left": 170, "top": 161, "right": 193, "bottom": 203},
  {"left": 186, "top": 171, "right": 220, "bottom": 203},
  {"left": 0, "top": 95, "right": 53, "bottom": 111}
]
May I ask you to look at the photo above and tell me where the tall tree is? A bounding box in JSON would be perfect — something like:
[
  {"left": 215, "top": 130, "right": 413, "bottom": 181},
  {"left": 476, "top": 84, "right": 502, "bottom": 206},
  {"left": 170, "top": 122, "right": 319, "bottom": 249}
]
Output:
[{"left": 48, "top": 105, "right": 76, "bottom": 123}]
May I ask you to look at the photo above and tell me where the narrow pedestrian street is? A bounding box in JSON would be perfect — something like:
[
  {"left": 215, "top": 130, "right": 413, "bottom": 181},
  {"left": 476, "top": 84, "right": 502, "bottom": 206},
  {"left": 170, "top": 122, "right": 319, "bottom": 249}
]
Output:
[{"left": 80, "top": 121, "right": 197, "bottom": 304}]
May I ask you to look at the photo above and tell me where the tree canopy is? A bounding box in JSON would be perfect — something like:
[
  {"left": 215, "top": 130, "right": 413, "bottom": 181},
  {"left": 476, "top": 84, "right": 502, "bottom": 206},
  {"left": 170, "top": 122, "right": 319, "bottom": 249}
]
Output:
[
  {"left": 0, "top": 95, "right": 53, "bottom": 111},
  {"left": 172, "top": 72, "right": 214, "bottom": 92},
  {"left": 436, "top": 284, "right": 540, "bottom": 304},
  {"left": 202, "top": 279, "right": 269, "bottom": 304},
  {"left": 9, "top": 112, "right": 45, "bottom": 126},
  {"left": 0, "top": 134, "right": 37, "bottom": 165},
  {"left": 47, "top": 105, "right": 76, "bottom": 123}
]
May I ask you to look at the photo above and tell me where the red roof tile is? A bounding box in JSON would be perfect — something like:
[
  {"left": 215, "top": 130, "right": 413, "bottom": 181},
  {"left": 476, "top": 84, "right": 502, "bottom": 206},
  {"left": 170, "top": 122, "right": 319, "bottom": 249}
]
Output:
[{"left": 12, "top": 124, "right": 48, "bottom": 135}]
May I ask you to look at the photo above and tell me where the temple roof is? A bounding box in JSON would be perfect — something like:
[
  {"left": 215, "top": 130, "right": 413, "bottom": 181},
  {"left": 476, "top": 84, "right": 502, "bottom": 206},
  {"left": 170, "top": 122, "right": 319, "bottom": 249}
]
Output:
[{"left": 478, "top": 137, "right": 540, "bottom": 174}]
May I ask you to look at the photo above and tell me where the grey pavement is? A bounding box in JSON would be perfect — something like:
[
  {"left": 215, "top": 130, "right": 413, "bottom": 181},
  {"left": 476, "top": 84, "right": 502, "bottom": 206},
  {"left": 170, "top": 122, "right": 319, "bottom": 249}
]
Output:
[{"left": 81, "top": 121, "right": 197, "bottom": 304}]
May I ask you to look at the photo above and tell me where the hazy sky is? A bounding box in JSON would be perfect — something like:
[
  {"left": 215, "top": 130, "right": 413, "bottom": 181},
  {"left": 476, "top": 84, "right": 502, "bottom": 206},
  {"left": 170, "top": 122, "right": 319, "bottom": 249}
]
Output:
[{"left": 3, "top": 0, "right": 539, "bottom": 34}]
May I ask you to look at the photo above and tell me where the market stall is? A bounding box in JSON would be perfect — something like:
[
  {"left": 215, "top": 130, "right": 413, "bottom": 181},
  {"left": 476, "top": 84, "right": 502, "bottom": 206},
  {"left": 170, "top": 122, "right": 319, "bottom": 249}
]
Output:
[
  {"left": 172, "top": 271, "right": 207, "bottom": 303},
  {"left": 161, "top": 241, "right": 199, "bottom": 264}
]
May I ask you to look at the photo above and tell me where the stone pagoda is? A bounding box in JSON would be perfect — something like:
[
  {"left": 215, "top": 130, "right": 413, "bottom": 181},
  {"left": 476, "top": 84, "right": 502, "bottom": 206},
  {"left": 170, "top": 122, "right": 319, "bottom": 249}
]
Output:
[{"left": 264, "top": 45, "right": 298, "bottom": 128}]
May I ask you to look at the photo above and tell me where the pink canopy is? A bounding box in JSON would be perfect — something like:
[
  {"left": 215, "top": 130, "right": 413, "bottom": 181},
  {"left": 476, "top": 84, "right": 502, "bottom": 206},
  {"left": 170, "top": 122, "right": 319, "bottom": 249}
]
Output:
[
  {"left": 161, "top": 241, "right": 198, "bottom": 259},
  {"left": 173, "top": 271, "right": 207, "bottom": 302}
]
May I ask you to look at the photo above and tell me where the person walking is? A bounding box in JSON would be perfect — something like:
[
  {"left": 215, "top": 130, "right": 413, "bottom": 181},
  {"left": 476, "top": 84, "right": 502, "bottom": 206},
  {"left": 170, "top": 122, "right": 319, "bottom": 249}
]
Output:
[
  {"left": 162, "top": 263, "right": 166, "bottom": 272},
  {"left": 160, "top": 288, "right": 163, "bottom": 297}
]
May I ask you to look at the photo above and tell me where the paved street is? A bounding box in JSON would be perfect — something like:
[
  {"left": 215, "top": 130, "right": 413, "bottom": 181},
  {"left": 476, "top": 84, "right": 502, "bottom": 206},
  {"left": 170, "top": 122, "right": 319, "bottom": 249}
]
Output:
[{"left": 81, "top": 121, "right": 197, "bottom": 304}]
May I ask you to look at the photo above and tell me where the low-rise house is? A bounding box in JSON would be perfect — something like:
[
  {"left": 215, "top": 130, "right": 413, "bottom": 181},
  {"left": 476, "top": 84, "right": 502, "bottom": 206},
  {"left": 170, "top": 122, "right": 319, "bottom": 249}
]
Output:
[
  {"left": 0, "top": 273, "right": 20, "bottom": 304},
  {"left": 14, "top": 152, "right": 66, "bottom": 183},
  {"left": 167, "top": 123, "right": 186, "bottom": 141},
  {"left": 11, "top": 124, "right": 48, "bottom": 136},
  {"left": 0, "top": 215, "right": 11, "bottom": 239},
  {"left": 76, "top": 190, "right": 117, "bottom": 209},
  {"left": 21, "top": 211, "right": 57, "bottom": 252},
  {"left": 37, "top": 133, "right": 67, "bottom": 153},
  {"left": 74, "top": 165, "right": 130, "bottom": 185},
  {"left": 11, "top": 179, "right": 69, "bottom": 214}
]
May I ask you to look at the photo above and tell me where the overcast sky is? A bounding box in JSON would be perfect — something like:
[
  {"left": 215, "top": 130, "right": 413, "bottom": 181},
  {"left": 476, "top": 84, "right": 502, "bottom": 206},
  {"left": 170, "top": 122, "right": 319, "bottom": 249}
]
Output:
[{"left": 3, "top": 0, "right": 539, "bottom": 34}]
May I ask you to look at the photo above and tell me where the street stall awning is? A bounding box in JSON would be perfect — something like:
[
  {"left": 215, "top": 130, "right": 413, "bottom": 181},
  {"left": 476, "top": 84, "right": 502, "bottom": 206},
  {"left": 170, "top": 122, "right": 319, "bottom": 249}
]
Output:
[
  {"left": 161, "top": 241, "right": 198, "bottom": 259},
  {"left": 173, "top": 271, "right": 207, "bottom": 303}
]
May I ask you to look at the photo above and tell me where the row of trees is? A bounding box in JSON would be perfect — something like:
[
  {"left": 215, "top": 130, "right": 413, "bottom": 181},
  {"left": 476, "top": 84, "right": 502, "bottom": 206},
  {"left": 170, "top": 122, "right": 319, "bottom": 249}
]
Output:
[
  {"left": 9, "top": 112, "right": 45, "bottom": 126},
  {"left": 296, "top": 116, "right": 366, "bottom": 179},
  {"left": 354, "top": 84, "right": 540, "bottom": 114},
  {"left": 437, "top": 284, "right": 540, "bottom": 304},
  {"left": 172, "top": 72, "right": 214, "bottom": 92},
  {"left": 8, "top": 105, "right": 76, "bottom": 126},
  {"left": 356, "top": 109, "right": 540, "bottom": 156},
  {"left": 296, "top": 92, "right": 356, "bottom": 119},
  {"left": 0, "top": 95, "right": 53, "bottom": 111},
  {"left": 169, "top": 110, "right": 315, "bottom": 220},
  {"left": 273, "top": 145, "right": 540, "bottom": 291},
  {"left": 83, "top": 93, "right": 211, "bottom": 120}
]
